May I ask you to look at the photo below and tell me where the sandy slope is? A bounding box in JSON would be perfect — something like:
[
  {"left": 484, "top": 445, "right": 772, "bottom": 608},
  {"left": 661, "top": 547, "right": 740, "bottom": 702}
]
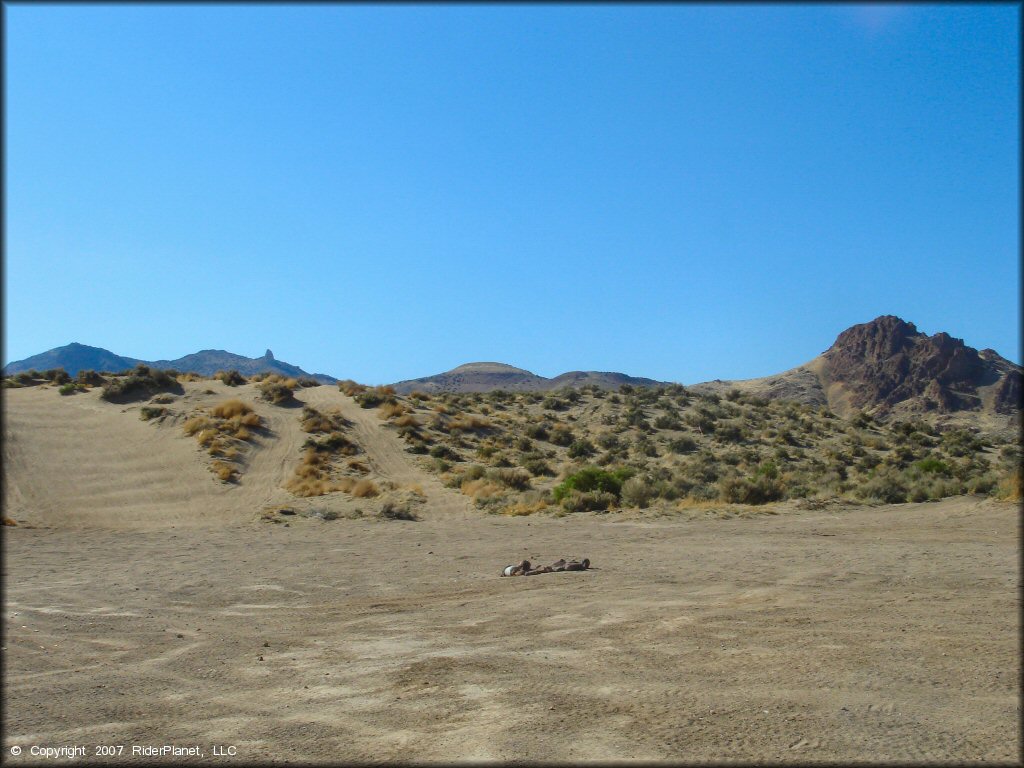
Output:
[
  {"left": 2, "top": 384, "right": 232, "bottom": 527},
  {"left": 2, "top": 383, "right": 470, "bottom": 528},
  {"left": 2, "top": 385, "right": 1019, "bottom": 763}
]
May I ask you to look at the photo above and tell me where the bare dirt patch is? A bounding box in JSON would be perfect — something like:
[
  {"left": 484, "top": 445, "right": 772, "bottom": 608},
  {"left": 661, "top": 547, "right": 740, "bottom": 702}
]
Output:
[{"left": 2, "top": 497, "right": 1017, "bottom": 763}]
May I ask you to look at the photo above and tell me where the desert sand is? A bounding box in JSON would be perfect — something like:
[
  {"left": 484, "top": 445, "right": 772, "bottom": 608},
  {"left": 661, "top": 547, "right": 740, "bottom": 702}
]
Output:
[{"left": 2, "top": 384, "right": 1019, "bottom": 763}]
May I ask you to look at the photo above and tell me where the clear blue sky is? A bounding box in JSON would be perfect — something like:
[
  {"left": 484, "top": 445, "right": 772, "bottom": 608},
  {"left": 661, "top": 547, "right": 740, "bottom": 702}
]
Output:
[{"left": 5, "top": 4, "right": 1019, "bottom": 383}]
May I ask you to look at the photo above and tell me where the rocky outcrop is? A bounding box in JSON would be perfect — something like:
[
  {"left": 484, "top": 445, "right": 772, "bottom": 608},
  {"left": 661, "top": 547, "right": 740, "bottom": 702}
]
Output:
[
  {"left": 822, "top": 316, "right": 1014, "bottom": 414},
  {"left": 690, "top": 316, "right": 1019, "bottom": 421},
  {"left": 993, "top": 369, "right": 1022, "bottom": 414}
]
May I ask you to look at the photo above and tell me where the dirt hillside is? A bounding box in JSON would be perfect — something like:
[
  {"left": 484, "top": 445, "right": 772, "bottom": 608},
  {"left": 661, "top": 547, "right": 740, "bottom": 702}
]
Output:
[{"left": 2, "top": 380, "right": 1019, "bottom": 763}]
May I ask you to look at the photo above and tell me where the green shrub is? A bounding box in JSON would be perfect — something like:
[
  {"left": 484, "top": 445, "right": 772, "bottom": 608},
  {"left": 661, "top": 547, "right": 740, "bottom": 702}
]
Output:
[
  {"left": 525, "top": 423, "right": 549, "bottom": 440},
  {"left": 140, "top": 406, "right": 166, "bottom": 420},
  {"left": 687, "top": 483, "right": 720, "bottom": 502},
  {"left": 714, "top": 420, "right": 746, "bottom": 443},
  {"left": 940, "top": 428, "right": 984, "bottom": 457},
  {"left": 625, "top": 408, "right": 650, "bottom": 430},
  {"left": 855, "top": 468, "right": 909, "bottom": 504},
  {"left": 59, "top": 382, "right": 78, "bottom": 396},
  {"left": 684, "top": 411, "right": 716, "bottom": 434},
  {"left": 552, "top": 466, "right": 634, "bottom": 502},
  {"left": 548, "top": 426, "right": 574, "bottom": 446},
  {"left": 914, "top": 457, "right": 951, "bottom": 476},
  {"left": 667, "top": 435, "right": 698, "bottom": 454},
  {"left": 653, "top": 414, "right": 682, "bottom": 430},
  {"left": 718, "top": 473, "right": 785, "bottom": 505},
  {"left": 851, "top": 411, "right": 875, "bottom": 429},
  {"left": 522, "top": 457, "right": 554, "bottom": 477},
  {"left": 634, "top": 437, "right": 659, "bottom": 457},
  {"left": 568, "top": 439, "right": 596, "bottom": 458}
]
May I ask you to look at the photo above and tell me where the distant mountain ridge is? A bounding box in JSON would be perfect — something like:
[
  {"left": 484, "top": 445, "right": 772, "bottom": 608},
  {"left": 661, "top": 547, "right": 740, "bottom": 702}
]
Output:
[
  {"left": 389, "top": 362, "right": 663, "bottom": 394},
  {"left": 3, "top": 342, "right": 337, "bottom": 384},
  {"left": 6, "top": 317, "right": 1020, "bottom": 422}
]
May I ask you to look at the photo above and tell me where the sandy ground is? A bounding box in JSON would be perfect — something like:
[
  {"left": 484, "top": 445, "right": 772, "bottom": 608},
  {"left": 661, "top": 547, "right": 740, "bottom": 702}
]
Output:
[
  {"left": 3, "top": 497, "right": 1019, "bottom": 764},
  {"left": 2, "top": 385, "right": 1020, "bottom": 763}
]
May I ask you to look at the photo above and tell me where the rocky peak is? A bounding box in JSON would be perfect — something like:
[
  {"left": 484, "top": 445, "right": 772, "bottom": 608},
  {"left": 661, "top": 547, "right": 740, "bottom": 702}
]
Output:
[
  {"left": 823, "top": 315, "right": 1013, "bottom": 414},
  {"left": 828, "top": 315, "right": 919, "bottom": 361}
]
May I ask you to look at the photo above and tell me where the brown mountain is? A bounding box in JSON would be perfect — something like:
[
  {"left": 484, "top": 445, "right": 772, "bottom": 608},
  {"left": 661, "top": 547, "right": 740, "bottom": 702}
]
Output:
[
  {"left": 691, "top": 315, "right": 1020, "bottom": 423},
  {"left": 389, "top": 362, "right": 662, "bottom": 394}
]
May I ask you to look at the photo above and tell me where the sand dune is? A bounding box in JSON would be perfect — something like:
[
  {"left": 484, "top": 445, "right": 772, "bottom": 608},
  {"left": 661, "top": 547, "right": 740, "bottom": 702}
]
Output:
[
  {"left": 2, "top": 383, "right": 1019, "bottom": 763},
  {"left": 2, "top": 382, "right": 473, "bottom": 528}
]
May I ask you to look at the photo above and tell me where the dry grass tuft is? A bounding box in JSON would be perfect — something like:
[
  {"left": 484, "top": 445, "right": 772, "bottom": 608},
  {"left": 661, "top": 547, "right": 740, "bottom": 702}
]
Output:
[
  {"left": 461, "top": 478, "right": 504, "bottom": 500},
  {"left": 183, "top": 416, "right": 212, "bottom": 436},
  {"left": 379, "top": 402, "right": 407, "bottom": 419},
  {"left": 211, "top": 460, "right": 239, "bottom": 483},
  {"left": 995, "top": 469, "right": 1022, "bottom": 502},
  {"left": 139, "top": 406, "right": 166, "bottom": 421},
  {"left": 258, "top": 379, "right": 295, "bottom": 405},
  {"left": 240, "top": 411, "right": 261, "bottom": 427},
  {"left": 447, "top": 414, "right": 493, "bottom": 432},
  {"left": 214, "top": 370, "right": 247, "bottom": 386},
  {"left": 351, "top": 479, "right": 379, "bottom": 498},
  {"left": 285, "top": 450, "right": 344, "bottom": 497},
  {"left": 183, "top": 402, "right": 262, "bottom": 483},
  {"left": 338, "top": 379, "right": 367, "bottom": 396},
  {"left": 210, "top": 399, "right": 253, "bottom": 419},
  {"left": 354, "top": 386, "right": 397, "bottom": 409},
  {"left": 300, "top": 406, "right": 348, "bottom": 434},
  {"left": 285, "top": 477, "right": 334, "bottom": 497},
  {"left": 502, "top": 498, "right": 550, "bottom": 516},
  {"left": 379, "top": 499, "right": 419, "bottom": 520}
]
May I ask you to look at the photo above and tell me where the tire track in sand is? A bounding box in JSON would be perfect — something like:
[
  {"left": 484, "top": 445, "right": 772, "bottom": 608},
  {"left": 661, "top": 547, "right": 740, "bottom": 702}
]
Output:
[{"left": 303, "top": 388, "right": 476, "bottom": 518}]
